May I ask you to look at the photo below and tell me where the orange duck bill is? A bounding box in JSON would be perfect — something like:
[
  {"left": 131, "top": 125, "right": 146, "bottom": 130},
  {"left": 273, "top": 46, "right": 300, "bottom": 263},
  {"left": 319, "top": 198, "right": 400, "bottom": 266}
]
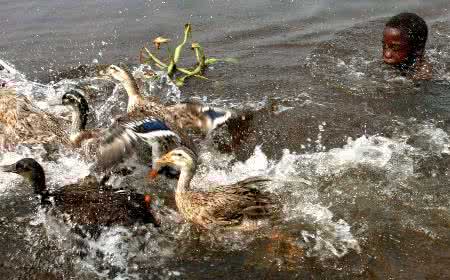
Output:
[
  {"left": 148, "top": 169, "right": 159, "bottom": 179},
  {"left": 147, "top": 154, "right": 175, "bottom": 180}
]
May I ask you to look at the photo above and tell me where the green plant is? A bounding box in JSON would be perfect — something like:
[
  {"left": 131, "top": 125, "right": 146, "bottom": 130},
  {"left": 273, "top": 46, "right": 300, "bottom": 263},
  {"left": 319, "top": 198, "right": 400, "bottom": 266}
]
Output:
[{"left": 139, "top": 24, "right": 236, "bottom": 87}]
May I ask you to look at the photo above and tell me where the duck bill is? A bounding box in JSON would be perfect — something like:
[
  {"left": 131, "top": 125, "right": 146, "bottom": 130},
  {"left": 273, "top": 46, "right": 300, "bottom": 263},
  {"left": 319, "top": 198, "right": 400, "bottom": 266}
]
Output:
[
  {"left": 97, "top": 74, "right": 111, "bottom": 80},
  {"left": 96, "top": 68, "right": 112, "bottom": 80},
  {"left": 147, "top": 155, "right": 174, "bottom": 180},
  {"left": 156, "top": 154, "right": 175, "bottom": 166},
  {"left": 148, "top": 169, "right": 159, "bottom": 179},
  {"left": 0, "top": 164, "right": 16, "bottom": 173}
]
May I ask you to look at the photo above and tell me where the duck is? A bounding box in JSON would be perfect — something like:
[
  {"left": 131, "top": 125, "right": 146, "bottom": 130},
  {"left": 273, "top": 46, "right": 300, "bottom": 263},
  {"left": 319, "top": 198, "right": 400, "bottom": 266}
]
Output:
[
  {"left": 61, "top": 89, "right": 102, "bottom": 155},
  {"left": 61, "top": 89, "right": 189, "bottom": 174},
  {"left": 98, "top": 64, "right": 233, "bottom": 135},
  {"left": 0, "top": 87, "right": 72, "bottom": 150},
  {"left": 149, "top": 147, "right": 280, "bottom": 230},
  {"left": 0, "top": 158, "right": 160, "bottom": 227}
]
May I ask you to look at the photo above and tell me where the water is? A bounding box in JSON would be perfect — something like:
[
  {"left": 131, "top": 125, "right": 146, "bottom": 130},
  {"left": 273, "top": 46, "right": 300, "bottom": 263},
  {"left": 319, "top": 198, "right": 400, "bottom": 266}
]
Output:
[{"left": 1, "top": 1, "right": 450, "bottom": 279}]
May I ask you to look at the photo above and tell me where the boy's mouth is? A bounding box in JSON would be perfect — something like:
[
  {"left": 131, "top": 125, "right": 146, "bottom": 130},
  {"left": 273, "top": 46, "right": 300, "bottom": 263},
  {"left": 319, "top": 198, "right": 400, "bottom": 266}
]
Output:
[{"left": 383, "top": 57, "right": 398, "bottom": 64}]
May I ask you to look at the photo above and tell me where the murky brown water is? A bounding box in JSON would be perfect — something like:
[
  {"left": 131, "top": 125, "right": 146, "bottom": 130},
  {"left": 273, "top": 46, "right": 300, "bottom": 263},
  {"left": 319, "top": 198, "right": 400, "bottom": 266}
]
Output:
[{"left": 1, "top": 1, "right": 450, "bottom": 279}]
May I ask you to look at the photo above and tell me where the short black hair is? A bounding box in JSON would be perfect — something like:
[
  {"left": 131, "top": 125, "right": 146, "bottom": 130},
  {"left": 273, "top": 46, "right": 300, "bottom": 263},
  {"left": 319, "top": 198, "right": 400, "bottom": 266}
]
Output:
[{"left": 386, "top": 12, "right": 428, "bottom": 54}]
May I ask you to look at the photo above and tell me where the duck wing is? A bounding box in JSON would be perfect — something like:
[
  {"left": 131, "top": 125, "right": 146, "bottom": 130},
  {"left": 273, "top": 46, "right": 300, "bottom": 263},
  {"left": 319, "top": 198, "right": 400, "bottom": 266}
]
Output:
[
  {"left": 194, "top": 177, "right": 279, "bottom": 225},
  {"left": 94, "top": 117, "right": 181, "bottom": 171},
  {"left": 53, "top": 177, "right": 158, "bottom": 226},
  {"left": 121, "top": 104, "right": 199, "bottom": 153},
  {"left": 0, "top": 91, "right": 71, "bottom": 146},
  {"left": 17, "top": 95, "right": 72, "bottom": 146}
]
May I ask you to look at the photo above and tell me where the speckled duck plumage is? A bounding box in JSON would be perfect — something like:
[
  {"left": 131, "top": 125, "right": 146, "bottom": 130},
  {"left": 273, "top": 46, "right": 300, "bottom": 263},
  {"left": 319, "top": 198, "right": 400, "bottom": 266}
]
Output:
[
  {"left": 151, "top": 147, "right": 280, "bottom": 230},
  {"left": 0, "top": 88, "right": 71, "bottom": 149},
  {"left": 62, "top": 89, "right": 186, "bottom": 175},
  {"left": 99, "top": 64, "right": 234, "bottom": 135}
]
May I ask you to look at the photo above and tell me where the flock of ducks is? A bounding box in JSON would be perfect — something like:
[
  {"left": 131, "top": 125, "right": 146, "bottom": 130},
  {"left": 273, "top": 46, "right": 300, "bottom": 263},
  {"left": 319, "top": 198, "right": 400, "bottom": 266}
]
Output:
[{"left": 0, "top": 64, "right": 280, "bottom": 231}]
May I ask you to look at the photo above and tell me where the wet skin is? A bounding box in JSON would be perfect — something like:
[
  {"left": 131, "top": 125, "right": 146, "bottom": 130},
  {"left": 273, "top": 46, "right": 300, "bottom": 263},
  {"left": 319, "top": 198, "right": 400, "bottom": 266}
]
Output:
[{"left": 382, "top": 27, "right": 411, "bottom": 65}]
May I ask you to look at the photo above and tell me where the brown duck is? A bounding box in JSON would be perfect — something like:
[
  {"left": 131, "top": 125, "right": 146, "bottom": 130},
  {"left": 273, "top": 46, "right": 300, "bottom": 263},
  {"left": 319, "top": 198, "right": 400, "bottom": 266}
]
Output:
[
  {"left": 98, "top": 64, "right": 234, "bottom": 134},
  {"left": 0, "top": 88, "right": 71, "bottom": 149},
  {"left": 150, "top": 147, "right": 280, "bottom": 230}
]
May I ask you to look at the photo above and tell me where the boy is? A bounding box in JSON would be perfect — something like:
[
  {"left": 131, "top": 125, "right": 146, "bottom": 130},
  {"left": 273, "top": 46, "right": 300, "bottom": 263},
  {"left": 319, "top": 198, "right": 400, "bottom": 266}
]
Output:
[{"left": 382, "top": 12, "right": 432, "bottom": 80}]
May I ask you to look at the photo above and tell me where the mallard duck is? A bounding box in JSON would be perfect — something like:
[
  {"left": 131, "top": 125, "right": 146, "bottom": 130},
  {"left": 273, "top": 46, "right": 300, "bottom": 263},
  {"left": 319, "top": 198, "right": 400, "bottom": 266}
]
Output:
[
  {"left": 61, "top": 90, "right": 102, "bottom": 154},
  {"left": 149, "top": 147, "right": 280, "bottom": 230},
  {"left": 0, "top": 88, "right": 71, "bottom": 149},
  {"left": 61, "top": 89, "right": 187, "bottom": 176},
  {"left": 62, "top": 89, "right": 91, "bottom": 142},
  {"left": 98, "top": 64, "right": 233, "bottom": 134},
  {"left": 0, "top": 158, "right": 159, "bottom": 226}
]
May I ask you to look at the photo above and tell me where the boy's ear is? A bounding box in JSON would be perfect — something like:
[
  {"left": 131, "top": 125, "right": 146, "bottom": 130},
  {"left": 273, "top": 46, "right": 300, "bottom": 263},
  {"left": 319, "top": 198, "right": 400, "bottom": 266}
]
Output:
[{"left": 413, "top": 48, "right": 424, "bottom": 58}]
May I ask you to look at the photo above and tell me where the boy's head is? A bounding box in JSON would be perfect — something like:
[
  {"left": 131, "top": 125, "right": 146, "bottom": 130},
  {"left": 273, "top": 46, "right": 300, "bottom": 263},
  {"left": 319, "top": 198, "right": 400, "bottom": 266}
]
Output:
[{"left": 383, "top": 13, "right": 428, "bottom": 66}]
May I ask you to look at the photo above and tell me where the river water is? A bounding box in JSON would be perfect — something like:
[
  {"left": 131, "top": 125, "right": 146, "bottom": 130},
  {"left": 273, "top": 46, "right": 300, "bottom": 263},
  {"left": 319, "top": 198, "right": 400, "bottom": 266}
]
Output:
[{"left": 1, "top": 1, "right": 450, "bottom": 279}]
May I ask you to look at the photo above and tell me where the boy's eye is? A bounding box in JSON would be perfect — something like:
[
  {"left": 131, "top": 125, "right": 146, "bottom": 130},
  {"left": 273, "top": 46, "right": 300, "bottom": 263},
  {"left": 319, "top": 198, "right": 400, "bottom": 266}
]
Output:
[
  {"left": 391, "top": 44, "right": 401, "bottom": 51},
  {"left": 383, "top": 43, "right": 402, "bottom": 51}
]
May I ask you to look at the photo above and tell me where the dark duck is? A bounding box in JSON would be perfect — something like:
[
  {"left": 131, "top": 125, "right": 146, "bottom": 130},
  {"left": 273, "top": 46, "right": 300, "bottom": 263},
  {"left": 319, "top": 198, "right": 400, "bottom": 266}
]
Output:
[{"left": 0, "top": 158, "right": 160, "bottom": 227}]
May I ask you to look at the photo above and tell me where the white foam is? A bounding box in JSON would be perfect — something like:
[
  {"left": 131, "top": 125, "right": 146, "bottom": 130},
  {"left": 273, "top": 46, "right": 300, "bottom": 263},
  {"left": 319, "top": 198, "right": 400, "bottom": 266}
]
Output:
[
  {"left": 0, "top": 144, "right": 91, "bottom": 194},
  {"left": 45, "top": 156, "right": 92, "bottom": 187},
  {"left": 414, "top": 123, "right": 450, "bottom": 155},
  {"left": 192, "top": 133, "right": 445, "bottom": 258},
  {"left": 195, "top": 143, "right": 369, "bottom": 258},
  {"left": 298, "top": 203, "right": 361, "bottom": 259},
  {"left": 133, "top": 64, "right": 181, "bottom": 103},
  {"left": 2, "top": 57, "right": 448, "bottom": 275}
]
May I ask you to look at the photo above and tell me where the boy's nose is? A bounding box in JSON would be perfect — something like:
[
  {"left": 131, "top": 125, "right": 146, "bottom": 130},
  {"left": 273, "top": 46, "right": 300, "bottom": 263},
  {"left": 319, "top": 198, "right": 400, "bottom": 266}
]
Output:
[{"left": 384, "top": 50, "right": 393, "bottom": 58}]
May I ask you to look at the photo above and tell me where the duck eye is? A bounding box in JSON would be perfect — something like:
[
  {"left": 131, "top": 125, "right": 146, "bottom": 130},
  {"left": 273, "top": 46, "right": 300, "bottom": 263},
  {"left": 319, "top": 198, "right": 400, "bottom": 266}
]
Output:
[{"left": 15, "top": 163, "right": 24, "bottom": 171}]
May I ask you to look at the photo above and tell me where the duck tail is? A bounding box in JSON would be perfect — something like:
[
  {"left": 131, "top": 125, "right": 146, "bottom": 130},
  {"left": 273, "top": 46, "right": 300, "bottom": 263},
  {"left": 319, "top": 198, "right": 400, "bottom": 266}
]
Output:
[
  {"left": 199, "top": 106, "right": 234, "bottom": 131},
  {"left": 167, "top": 102, "right": 235, "bottom": 133}
]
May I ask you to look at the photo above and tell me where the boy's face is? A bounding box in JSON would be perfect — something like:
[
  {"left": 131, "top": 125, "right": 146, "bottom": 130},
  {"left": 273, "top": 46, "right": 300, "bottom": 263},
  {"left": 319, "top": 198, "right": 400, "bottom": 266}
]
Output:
[{"left": 383, "top": 27, "right": 411, "bottom": 65}]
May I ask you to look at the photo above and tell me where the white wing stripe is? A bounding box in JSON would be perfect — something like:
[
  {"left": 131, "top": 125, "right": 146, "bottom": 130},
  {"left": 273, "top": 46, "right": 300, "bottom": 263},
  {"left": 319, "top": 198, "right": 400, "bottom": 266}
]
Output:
[{"left": 135, "top": 130, "right": 180, "bottom": 140}]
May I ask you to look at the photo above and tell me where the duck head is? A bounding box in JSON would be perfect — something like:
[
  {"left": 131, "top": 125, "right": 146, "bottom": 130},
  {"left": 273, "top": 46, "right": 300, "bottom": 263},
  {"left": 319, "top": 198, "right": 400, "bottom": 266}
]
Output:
[
  {"left": 62, "top": 90, "right": 89, "bottom": 115},
  {"left": 149, "top": 147, "right": 197, "bottom": 178},
  {"left": 98, "top": 64, "right": 132, "bottom": 83},
  {"left": 62, "top": 90, "right": 89, "bottom": 137},
  {"left": 0, "top": 158, "right": 47, "bottom": 195}
]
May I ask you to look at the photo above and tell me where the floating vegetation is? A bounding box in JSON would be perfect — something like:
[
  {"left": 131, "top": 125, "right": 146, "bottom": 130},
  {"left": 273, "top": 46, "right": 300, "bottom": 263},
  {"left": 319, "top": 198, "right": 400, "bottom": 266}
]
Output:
[{"left": 140, "top": 24, "right": 237, "bottom": 87}]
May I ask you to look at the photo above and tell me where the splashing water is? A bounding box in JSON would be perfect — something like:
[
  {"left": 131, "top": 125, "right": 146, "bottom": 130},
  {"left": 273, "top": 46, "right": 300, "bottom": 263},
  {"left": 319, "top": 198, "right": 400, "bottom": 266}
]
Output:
[{"left": 1, "top": 58, "right": 450, "bottom": 278}]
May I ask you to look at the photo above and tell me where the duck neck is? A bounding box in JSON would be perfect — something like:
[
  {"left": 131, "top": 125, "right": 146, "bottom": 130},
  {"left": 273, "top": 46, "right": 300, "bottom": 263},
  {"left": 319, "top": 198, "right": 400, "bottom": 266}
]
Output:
[
  {"left": 176, "top": 166, "right": 196, "bottom": 193},
  {"left": 120, "top": 72, "right": 142, "bottom": 111},
  {"left": 26, "top": 168, "right": 48, "bottom": 198},
  {"left": 69, "top": 103, "right": 88, "bottom": 141}
]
